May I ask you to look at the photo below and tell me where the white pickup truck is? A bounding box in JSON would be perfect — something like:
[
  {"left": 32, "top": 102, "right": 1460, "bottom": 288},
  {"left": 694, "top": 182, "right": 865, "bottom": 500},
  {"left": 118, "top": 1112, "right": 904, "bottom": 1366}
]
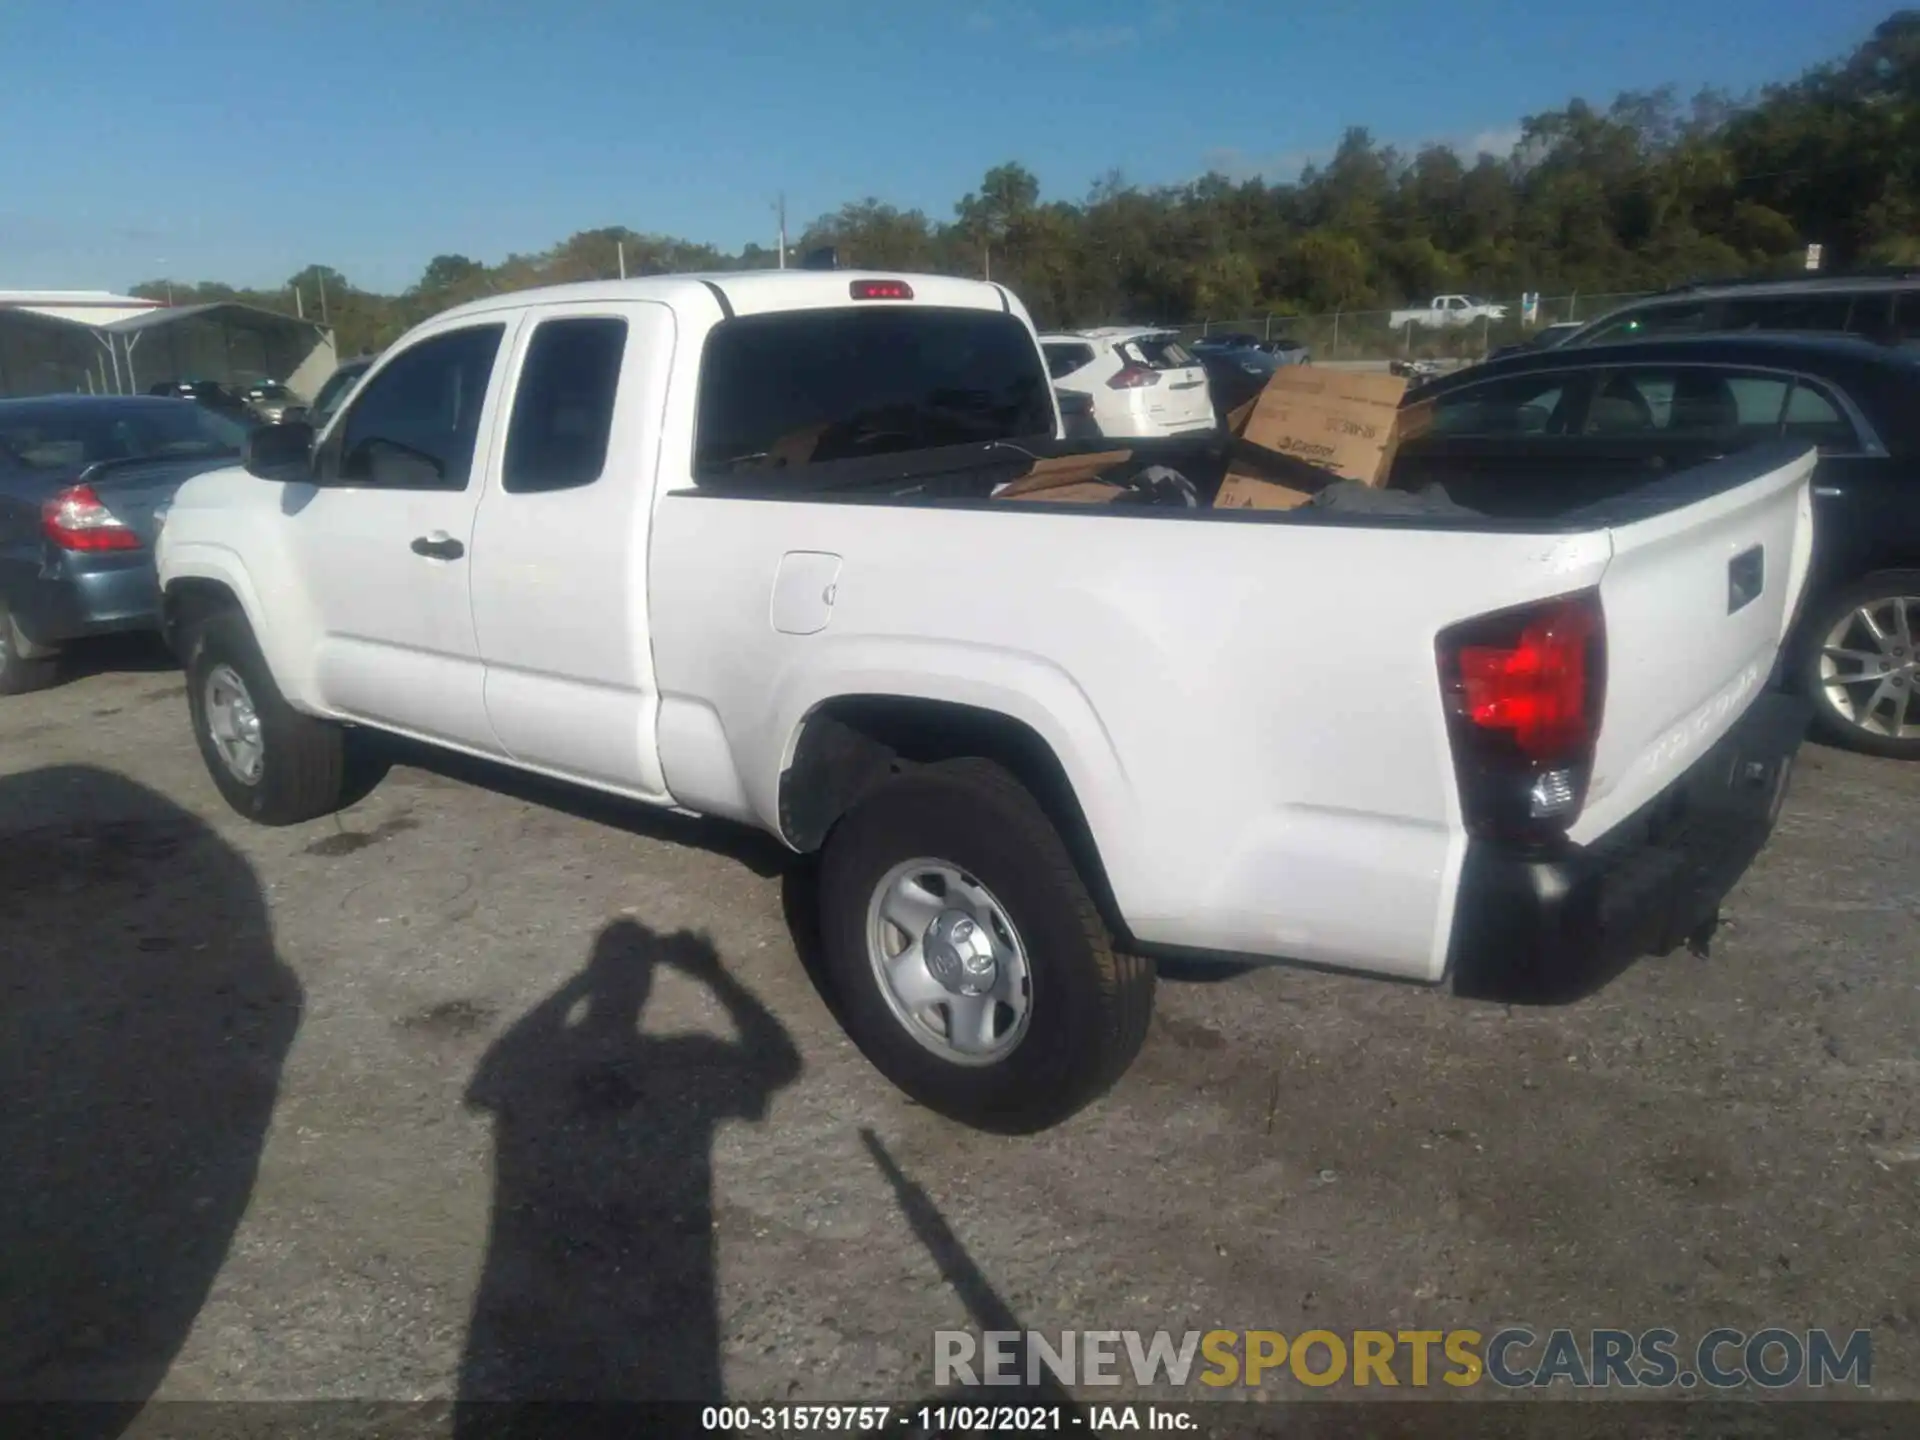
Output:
[
  {"left": 1390, "top": 294, "right": 1510, "bottom": 329},
  {"left": 155, "top": 270, "right": 1814, "bottom": 1133}
]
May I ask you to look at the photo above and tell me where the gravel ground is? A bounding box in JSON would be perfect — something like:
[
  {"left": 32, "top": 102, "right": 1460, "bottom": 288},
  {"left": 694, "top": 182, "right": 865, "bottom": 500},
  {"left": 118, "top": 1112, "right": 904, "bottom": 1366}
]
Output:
[{"left": 1, "top": 639, "right": 1915, "bottom": 1416}]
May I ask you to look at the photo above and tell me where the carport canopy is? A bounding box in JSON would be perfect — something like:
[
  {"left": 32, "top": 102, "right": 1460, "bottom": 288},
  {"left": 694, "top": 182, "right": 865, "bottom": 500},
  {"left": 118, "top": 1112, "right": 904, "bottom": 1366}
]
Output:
[{"left": 104, "top": 302, "right": 338, "bottom": 401}]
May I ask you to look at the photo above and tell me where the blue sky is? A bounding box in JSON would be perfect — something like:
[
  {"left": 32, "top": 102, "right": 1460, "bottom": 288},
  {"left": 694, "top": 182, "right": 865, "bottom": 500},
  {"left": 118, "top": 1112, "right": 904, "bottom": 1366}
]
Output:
[{"left": 0, "top": 0, "right": 1894, "bottom": 295}]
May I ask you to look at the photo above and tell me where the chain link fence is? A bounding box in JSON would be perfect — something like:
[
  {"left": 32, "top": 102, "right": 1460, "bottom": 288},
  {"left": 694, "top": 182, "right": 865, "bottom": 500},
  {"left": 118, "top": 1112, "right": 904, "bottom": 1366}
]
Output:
[{"left": 1165, "top": 293, "right": 1655, "bottom": 363}]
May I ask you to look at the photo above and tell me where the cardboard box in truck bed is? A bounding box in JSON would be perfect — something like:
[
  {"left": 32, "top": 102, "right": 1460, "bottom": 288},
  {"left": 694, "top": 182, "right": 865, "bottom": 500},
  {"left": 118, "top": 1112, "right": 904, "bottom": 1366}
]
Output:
[
  {"left": 1216, "top": 369, "right": 1431, "bottom": 510},
  {"left": 993, "top": 450, "right": 1134, "bottom": 503}
]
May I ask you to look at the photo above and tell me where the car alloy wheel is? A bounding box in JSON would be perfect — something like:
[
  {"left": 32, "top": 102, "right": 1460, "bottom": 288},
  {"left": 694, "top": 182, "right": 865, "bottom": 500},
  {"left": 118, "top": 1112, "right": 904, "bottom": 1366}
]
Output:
[{"left": 1818, "top": 592, "right": 1920, "bottom": 742}]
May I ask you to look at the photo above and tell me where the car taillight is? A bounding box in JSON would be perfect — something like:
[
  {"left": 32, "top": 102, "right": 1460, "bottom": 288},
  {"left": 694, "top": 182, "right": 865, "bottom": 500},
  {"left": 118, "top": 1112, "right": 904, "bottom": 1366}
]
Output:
[
  {"left": 42, "top": 483, "right": 143, "bottom": 552},
  {"left": 1108, "top": 365, "right": 1160, "bottom": 389},
  {"left": 850, "top": 279, "right": 913, "bottom": 300},
  {"left": 1436, "top": 589, "right": 1606, "bottom": 846}
]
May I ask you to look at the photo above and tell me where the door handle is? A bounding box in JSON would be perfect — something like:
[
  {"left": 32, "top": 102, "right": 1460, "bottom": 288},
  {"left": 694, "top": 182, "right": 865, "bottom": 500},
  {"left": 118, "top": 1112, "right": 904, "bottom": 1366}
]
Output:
[{"left": 410, "top": 534, "right": 465, "bottom": 560}]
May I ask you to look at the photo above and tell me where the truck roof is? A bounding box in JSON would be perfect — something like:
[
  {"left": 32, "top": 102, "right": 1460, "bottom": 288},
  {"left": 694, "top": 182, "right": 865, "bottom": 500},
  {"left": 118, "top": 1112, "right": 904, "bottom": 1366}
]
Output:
[{"left": 428, "top": 269, "right": 1017, "bottom": 325}]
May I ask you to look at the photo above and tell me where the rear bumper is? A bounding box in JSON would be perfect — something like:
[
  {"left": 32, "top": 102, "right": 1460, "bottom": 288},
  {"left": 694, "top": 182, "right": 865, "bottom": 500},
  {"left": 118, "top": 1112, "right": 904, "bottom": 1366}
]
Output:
[
  {"left": 1445, "top": 689, "right": 1810, "bottom": 1004},
  {"left": 4, "top": 556, "right": 160, "bottom": 646}
]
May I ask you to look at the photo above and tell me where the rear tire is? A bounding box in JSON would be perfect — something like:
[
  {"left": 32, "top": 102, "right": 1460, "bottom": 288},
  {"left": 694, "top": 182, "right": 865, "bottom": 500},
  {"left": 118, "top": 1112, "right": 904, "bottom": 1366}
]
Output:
[
  {"left": 0, "top": 601, "right": 58, "bottom": 696},
  {"left": 185, "top": 608, "right": 349, "bottom": 823},
  {"left": 817, "top": 758, "right": 1154, "bottom": 1133},
  {"left": 1798, "top": 570, "right": 1920, "bottom": 761}
]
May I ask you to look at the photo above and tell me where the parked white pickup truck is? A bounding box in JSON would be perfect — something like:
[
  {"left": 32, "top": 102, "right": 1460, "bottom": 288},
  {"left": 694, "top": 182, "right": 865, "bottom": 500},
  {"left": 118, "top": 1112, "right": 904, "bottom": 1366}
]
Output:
[
  {"left": 1390, "top": 294, "right": 1510, "bottom": 329},
  {"left": 155, "top": 270, "right": 1813, "bottom": 1132}
]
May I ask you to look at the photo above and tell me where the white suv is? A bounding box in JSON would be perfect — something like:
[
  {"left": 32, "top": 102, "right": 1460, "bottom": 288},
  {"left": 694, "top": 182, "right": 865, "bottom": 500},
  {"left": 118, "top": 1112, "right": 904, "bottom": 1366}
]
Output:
[{"left": 1040, "top": 327, "right": 1216, "bottom": 438}]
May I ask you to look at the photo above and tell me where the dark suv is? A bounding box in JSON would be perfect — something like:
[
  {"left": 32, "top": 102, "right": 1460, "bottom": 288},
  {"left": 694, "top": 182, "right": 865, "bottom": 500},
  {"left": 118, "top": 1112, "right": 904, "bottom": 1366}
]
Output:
[{"left": 1564, "top": 271, "right": 1920, "bottom": 350}]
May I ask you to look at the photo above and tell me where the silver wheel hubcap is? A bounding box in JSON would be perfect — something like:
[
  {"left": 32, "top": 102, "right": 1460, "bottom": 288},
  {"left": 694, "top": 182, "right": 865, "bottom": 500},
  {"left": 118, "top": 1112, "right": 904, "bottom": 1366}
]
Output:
[
  {"left": 204, "top": 664, "right": 265, "bottom": 784},
  {"left": 865, "top": 859, "right": 1033, "bottom": 1066},
  {"left": 1819, "top": 594, "right": 1920, "bottom": 741}
]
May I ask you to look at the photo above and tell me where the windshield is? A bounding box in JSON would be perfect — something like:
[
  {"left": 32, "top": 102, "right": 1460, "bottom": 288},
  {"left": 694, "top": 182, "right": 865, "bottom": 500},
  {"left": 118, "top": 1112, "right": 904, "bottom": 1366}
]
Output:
[
  {"left": 694, "top": 306, "right": 1053, "bottom": 477},
  {"left": 309, "top": 363, "right": 371, "bottom": 425},
  {"left": 0, "top": 399, "right": 248, "bottom": 471}
]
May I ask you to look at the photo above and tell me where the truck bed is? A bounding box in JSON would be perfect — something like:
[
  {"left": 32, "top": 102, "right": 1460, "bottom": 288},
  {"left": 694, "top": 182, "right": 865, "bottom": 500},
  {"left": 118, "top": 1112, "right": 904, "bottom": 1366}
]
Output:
[
  {"left": 651, "top": 441, "right": 1814, "bottom": 979},
  {"left": 688, "top": 429, "right": 1815, "bottom": 535}
]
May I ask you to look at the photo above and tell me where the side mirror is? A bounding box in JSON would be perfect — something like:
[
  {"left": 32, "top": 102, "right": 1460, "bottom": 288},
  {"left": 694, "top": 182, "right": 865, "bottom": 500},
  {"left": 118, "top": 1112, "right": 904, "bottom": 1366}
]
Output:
[
  {"left": 242, "top": 420, "right": 315, "bottom": 478},
  {"left": 279, "top": 404, "right": 310, "bottom": 425}
]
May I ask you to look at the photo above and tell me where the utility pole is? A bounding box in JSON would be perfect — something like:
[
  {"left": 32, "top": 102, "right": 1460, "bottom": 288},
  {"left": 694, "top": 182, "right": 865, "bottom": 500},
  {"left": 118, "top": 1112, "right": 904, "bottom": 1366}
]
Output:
[
  {"left": 983, "top": 243, "right": 991, "bottom": 281},
  {"left": 618, "top": 240, "right": 627, "bottom": 279},
  {"left": 294, "top": 285, "right": 305, "bottom": 320},
  {"left": 777, "top": 194, "right": 788, "bottom": 269},
  {"left": 317, "top": 270, "right": 331, "bottom": 326}
]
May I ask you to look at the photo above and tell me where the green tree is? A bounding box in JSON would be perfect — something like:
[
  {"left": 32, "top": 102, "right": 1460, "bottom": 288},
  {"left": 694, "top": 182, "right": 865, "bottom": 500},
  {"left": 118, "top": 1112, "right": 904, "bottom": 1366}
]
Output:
[
  {"left": 419, "top": 254, "right": 485, "bottom": 290},
  {"left": 130, "top": 13, "right": 1920, "bottom": 346}
]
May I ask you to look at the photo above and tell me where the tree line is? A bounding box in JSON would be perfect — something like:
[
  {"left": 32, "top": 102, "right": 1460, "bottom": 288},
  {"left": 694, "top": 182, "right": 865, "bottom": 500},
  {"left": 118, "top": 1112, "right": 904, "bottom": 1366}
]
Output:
[{"left": 135, "top": 11, "right": 1920, "bottom": 359}]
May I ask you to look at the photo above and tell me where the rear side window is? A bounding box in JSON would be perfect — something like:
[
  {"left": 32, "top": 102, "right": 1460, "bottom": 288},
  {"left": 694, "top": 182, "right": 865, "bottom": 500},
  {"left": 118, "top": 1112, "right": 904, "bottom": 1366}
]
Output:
[
  {"left": 1577, "top": 302, "right": 1714, "bottom": 345},
  {"left": 1782, "top": 380, "right": 1858, "bottom": 450},
  {"left": 1124, "top": 335, "right": 1197, "bottom": 370},
  {"left": 1428, "top": 373, "right": 1576, "bottom": 436},
  {"left": 1844, "top": 292, "right": 1897, "bottom": 343},
  {"left": 1891, "top": 293, "right": 1920, "bottom": 349},
  {"left": 694, "top": 307, "right": 1053, "bottom": 477},
  {"left": 1720, "top": 294, "right": 1854, "bottom": 333},
  {"left": 337, "top": 325, "right": 504, "bottom": 490},
  {"left": 1583, "top": 367, "right": 1793, "bottom": 440},
  {"left": 1044, "top": 342, "right": 1095, "bottom": 379},
  {"left": 503, "top": 317, "right": 627, "bottom": 493}
]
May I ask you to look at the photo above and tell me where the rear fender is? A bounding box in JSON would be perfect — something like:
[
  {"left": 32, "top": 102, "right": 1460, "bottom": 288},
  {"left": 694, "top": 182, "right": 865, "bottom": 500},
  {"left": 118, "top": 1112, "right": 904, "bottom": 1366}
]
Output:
[{"left": 760, "top": 638, "right": 1148, "bottom": 917}]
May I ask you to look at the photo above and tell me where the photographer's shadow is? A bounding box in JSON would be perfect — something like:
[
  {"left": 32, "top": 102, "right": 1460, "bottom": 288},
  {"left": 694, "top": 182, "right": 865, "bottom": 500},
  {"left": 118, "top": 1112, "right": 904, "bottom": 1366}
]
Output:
[
  {"left": 457, "top": 920, "right": 801, "bottom": 1411},
  {"left": 0, "top": 766, "right": 300, "bottom": 1437}
]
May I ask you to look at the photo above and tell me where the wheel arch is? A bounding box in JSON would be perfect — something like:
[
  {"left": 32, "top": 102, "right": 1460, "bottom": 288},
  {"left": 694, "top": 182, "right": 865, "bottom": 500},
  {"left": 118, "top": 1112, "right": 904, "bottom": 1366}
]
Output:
[
  {"left": 161, "top": 576, "right": 246, "bottom": 653},
  {"left": 158, "top": 550, "right": 313, "bottom": 708},
  {"left": 778, "top": 695, "right": 1134, "bottom": 945}
]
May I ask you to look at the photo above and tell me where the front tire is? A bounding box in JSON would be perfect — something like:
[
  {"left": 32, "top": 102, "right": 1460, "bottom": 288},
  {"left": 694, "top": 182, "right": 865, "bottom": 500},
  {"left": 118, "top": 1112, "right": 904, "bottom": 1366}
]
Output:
[
  {"left": 817, "top": 758, "right": 1154, "bottom": 1133},
  {"left": 1798, "top": 570, "right": 1920, "bottom": 760},
  {"left": 185, "top": 608, "right": 349, "bottom": 823}
]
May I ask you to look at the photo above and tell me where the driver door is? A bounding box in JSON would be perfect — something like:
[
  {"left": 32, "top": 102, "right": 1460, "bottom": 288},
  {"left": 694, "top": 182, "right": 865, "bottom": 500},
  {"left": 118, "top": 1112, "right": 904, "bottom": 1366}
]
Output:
[{"left": 285, "top": 318, "right": 518, "bottom": 752}]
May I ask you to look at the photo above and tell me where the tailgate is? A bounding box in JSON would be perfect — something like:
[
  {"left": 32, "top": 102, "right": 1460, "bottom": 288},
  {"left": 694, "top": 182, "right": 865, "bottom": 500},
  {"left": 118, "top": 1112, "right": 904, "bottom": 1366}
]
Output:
[
  {"left": 1572, "top": 443, "right": 1815, "bottom": 841},
  {"left": 1125, "top": 335, "right": 1213, "bottom": 427}
]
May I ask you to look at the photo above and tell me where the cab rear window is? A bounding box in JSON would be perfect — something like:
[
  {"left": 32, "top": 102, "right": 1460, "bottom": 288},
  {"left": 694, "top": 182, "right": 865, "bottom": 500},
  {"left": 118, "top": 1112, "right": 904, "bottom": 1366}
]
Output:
[{"left": 694, "top": 307, "right": 1053, "bottom": 478}]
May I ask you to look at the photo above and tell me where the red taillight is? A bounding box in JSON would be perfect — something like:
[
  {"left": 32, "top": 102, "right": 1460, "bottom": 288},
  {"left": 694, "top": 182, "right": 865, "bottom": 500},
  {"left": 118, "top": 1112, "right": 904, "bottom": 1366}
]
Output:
[
  {"left": 1457, "top": 601, "right": 1597, "bottom": 758},
  {"left": 1438, "top": 591, "right": 1606, "bottom": 844},
  {"left": 42, "top": 483, "right": 143, "bottom": 552},
  {"left": 1107, "top": 365, "right": 1161, "bottom": 389},
  {"left": 850, "top": 279, "right": 913, "bottom": 300}
]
